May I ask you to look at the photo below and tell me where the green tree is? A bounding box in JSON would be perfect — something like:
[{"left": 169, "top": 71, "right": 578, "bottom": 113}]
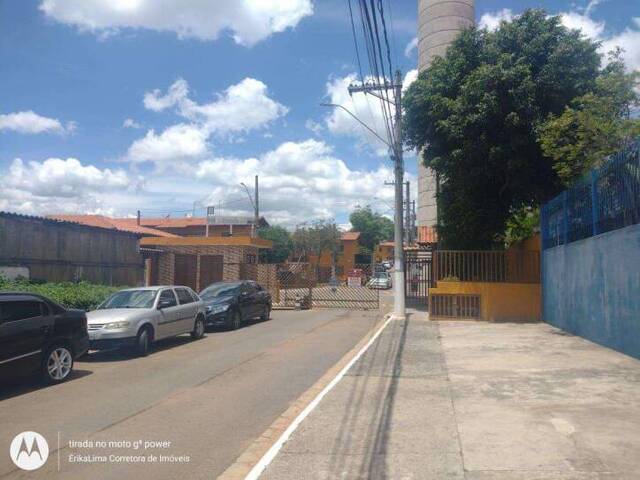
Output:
[
  {"left": 501, "top": 205, "right": 540, "bottom": 248},
  {"left": 292, "top": 220, "right": 341, "bottom": 268},
  {"left": 258, "top": 226, "right": 293, "bottom": 263},
  {"left": 538, "top": 51, "right": 640, "bottom": 184},
  {"left": 403, "top": 9, "right": 603, "bottom": 248},
  {"left": 349, "top": 207, "right": 394, "bottom": 253}
]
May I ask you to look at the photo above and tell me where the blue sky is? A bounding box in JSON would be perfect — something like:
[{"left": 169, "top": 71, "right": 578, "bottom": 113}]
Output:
[{"left": 1, "top": 0, "right": 638, "bottom": 227}]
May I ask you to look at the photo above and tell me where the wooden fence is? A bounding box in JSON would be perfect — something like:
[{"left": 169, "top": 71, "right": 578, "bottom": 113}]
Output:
[{"left": 0, "top": 213, "right": 144, "bottom": 286}]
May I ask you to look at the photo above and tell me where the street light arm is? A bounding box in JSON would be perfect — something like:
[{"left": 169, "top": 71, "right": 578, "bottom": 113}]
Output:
[
  {"left": 320, "top": 103, "right": 391, "bottom": 148},
  {"left": 240, "top": 183, "right": 256, "bottom": 210}
]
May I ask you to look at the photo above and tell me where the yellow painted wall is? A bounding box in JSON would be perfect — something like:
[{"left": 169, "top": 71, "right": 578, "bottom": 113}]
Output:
[
  {"left": 307, "top": 239, "right": 360, "bottom": 277},
  {"left": 429, "top": 281, "right": 541, "bottom": 322}
]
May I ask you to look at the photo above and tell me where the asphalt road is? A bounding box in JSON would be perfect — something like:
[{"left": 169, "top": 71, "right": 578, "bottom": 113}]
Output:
[{"left": 0, "top": 308, "right": 381, "bottom": 480}]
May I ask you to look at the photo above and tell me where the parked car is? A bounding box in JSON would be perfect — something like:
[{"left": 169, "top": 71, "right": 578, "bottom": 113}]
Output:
[
  {"left": 200, "top": 281, "right": 272, "bottom": 330},
  {"left": 0, "top": 293, "right": 89, "bottom": 385},
  {"left": 368, "top": 271, "right": 392, "bottom": 290},
  {"left": 86, "top": 286, "right": 206, "bottom": 356}
]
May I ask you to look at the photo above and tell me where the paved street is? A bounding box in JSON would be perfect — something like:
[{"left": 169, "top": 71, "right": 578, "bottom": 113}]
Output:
[{"left": 0, "top": 309, "right": 381, "bottom": 480}]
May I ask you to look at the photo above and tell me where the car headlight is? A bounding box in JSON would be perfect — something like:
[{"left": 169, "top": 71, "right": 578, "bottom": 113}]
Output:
[
  {"left": 209, "top": 304, "right": 229, "bottom": 315},
  {"left": 104, "top": 321, "right": 131, "bottom": 330}
]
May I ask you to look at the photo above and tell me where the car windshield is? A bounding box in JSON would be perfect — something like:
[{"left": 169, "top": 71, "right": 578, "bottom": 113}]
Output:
[
  {"left": 200, "top": 283, "right": 240, "bottom": 299},
  {"left": 374, "top": 272, "right": 389, "bottom": 279},
  {"left": 99, "top": 290, "right": 158, "bottom": 309}
]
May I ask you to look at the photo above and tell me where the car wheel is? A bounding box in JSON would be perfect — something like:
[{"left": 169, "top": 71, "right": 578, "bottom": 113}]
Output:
[
  {"left": 191, "top": 315, "right": 205, "bottom": 340},
  {"left": 42, "top": 344, "right": 74, "bottom": 384},
  {"left": 135, "top": 326, "right": 152, "bottom": 357},
  {"left": 228, "top": 310, "right": 242, "bottom": 330},
  {"left": 260, "top": 306, "right": 271, "bottom": 321}
]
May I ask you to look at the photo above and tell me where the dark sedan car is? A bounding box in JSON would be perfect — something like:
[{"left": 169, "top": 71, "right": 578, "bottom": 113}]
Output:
[
  {"left": 199, "top": 281, "right": 272, "bottom": 330},
  {"left": 0, "top": 293, "right": 89, "bottom": 385}
]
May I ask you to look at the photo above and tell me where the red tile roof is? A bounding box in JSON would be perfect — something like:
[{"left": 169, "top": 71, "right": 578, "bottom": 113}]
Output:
[
  {"left": 341, "top": 232, "right": 361, "bottom": 241},
  {"left": 123, "top": 217, "right": 207, "bottom": 228},
  {"left": 48, "top": 215, "right": 178, "bottom": 237}
]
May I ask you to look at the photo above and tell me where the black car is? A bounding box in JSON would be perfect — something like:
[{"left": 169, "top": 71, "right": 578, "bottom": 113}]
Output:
[
  {"left": 199, "top": 281, "right": 272, "bottom": 330},
  {"left": 0, "top": 293, "right": 89, "bottom": 385}
]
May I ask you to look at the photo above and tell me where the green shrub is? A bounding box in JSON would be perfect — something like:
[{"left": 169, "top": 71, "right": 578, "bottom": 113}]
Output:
[{"left": 0, "top": 277, "right": 122, "bottom": 311}]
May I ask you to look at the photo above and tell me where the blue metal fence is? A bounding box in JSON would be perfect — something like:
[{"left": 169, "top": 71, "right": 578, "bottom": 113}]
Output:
[{"left": 541, "top": 139, "right": 640, "bottom": 250}]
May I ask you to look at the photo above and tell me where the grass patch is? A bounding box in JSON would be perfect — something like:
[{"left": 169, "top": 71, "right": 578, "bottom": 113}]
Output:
[{"left": 0, "top": 277, "right": 122, "bottom": 311}]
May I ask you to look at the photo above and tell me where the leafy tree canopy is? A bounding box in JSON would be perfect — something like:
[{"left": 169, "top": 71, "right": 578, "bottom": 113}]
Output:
[
  {"left": 349, "top": 206, "right": 394, "bottom": 252},
  {"left": 258, "top": 225, "right": 293, "bottom": 263},
  {"left": 538, "top": 50, "right": 640, "bottom": 185},
  {"left": 402, "top": 9, "right": 639, "bottom": 249},
  {"left": 291, "top": 220, "right": 341, "bottom": 264}
]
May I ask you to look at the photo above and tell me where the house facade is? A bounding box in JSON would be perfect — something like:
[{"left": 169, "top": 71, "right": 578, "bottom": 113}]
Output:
[
  {"left": 140, "top": 235, "right": 273, "bottom": 292},
  {"left": 47, "top": 214, "right": 274, "bottom": 292}
]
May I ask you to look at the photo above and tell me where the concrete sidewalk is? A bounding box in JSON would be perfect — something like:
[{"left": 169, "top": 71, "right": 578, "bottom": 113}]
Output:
[{"left": 261, "top": 315, "right": 640, "bottom": 479}]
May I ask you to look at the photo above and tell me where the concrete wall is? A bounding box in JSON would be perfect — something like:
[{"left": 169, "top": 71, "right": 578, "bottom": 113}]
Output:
[
  {"left": 416, "top": 0, "right": 475, "bottom": 228},
  {"left": 543, "top": 223, "right": 640, "bottom": 359},
  {"left": 418, "top": 0, "right": 476, "bottom": 71},
  {"left": 430, "top": 281, "right": 541, "bottom": 322}
]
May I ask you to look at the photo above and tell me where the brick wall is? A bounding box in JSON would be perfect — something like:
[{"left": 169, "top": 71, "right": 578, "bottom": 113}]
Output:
[{"left": 153, "top": 245, "right": 260, "bottom": 291}]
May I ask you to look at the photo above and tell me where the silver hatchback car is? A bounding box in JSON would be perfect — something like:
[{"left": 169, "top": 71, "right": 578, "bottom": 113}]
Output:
[{"left": 87, "top": 286, "right": 206, "bottom": 356}]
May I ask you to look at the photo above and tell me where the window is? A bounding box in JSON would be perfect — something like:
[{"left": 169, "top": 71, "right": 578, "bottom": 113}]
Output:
[
  {"left": 176, "top": 288, "right": 194, "bottom": 305},
  {"left": 188, "top": 289, "right": 200, "bottom": 302},
  {"left": 0, "top": 301, "right": 43, "bottom": 323},
  {"left": 99, "top": 290, "right": 158, "bottom": 309},
  {"left": 244, "top": 282, "right": 259, "bottom": 294},
  {"left": 158, "top": 290, "right": 177, "bottom": 308}
]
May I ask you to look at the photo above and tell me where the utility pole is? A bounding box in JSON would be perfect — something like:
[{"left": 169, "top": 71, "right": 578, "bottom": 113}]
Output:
[
  {"left": 254, "top": 175, "right": 259, "bottom": 226},
  {"left": 241, "top": 175, "right": 260, "bottom": 228},
  {"left": 405, "top": 181, "right": 411, "bottom": 245},
  {"left": 349, "top": 70, "right": 406, "bottom": 319}
]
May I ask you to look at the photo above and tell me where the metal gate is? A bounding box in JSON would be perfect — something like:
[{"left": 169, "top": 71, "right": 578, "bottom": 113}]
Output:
[
  {"left": 271, "top": 263, "right": 380, "bottom": 310},
  {"left": 405, "top": 251, "right": 432, "bottom": 306}
]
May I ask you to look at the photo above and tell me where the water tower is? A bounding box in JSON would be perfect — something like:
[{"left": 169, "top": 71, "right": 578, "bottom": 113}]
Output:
[{"left": 416, "top": 0, "right": 475, "bottom": 232}]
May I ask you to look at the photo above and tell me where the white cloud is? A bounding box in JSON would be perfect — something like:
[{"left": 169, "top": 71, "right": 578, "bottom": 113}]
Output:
[
  {"left": 128, "top": 77, "right": 287, "bottom": 166},
  {"left": 143, "top": 78, "right": 189, "bottom": 112},
  {"left": 0, "top": 110, "right": 75, "bottom": 135},
  {"left": 323, "top": 70, "right": 417, "bottom": 155},
  {"left": 39, "top": 0, "right": 313, "bottom": 46},
  {"left": 324, "top": 73, "right": 393, "bottom": 155},
  {"left": 145, "top": 77, "right": 288, "bottom": 135},
  {"left": 305, "top": 119, "right": 323, "bottom": 135},
  {"left": 560, "top": 11, "right": 605, "bottom": 40},
  {"left": 193, "top": 139, "right": 414, "bottom": 226},
  {"left": 403, "top": 69, "right": 418, "bottom": 91},
  {"left": 0, "top": 157, "right": 130, "bottom": 214},
  {"left": 0, "top": 140, "right": 415, "bottom": 225},
  {"left": 126, "top": 123, "right": 209, "bottom": 164},
  {"left": 479, "top": 9, "right": 514, "bottom": 31},
  {"left": 404, "top": 37, "right": 418, "bottom": 58},
  {"left": 600, "top": 19, "right": 640, "bottom": 72},
  {"left": 123, "top": 118, "right": 142, "bottom": 129}
]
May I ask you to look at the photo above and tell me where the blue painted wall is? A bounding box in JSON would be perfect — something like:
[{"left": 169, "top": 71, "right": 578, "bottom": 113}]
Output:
[{"left": 543, "top": 223, "right": 640, "bottom": 359}]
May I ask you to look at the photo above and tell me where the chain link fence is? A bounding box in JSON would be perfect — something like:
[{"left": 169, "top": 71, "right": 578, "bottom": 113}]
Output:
[{"left": 252, "top": 263, "right": 381, "bottom": 310}]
